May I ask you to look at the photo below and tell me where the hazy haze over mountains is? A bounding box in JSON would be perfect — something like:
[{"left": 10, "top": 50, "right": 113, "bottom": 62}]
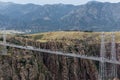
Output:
[{"left": 0, "top": 1, "right": 120, "bottom": 32}]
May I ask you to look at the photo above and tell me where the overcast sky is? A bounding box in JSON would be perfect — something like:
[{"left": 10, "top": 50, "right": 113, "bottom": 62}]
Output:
[{"left": 0, "top": 0, "right": 120, "bottom": 5}]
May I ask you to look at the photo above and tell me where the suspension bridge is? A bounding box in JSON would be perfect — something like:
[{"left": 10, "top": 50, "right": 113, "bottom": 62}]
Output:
[{"left": 0, "top": 32, "right": 119, "bottom": 80}]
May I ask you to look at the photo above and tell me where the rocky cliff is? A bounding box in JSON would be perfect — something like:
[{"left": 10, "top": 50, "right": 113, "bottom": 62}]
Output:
[{"left": 0, "top": 37, "right": 100, "bottom": 80}]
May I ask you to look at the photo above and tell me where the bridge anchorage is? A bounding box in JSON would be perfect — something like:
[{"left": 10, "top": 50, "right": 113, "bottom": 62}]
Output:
[{"left": 99, "top": 32, "right": 118, "bottom": 80}]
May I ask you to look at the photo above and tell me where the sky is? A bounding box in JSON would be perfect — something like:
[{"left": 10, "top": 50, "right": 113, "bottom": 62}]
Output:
[{"left": 0, "top": 0, "right": 120, "bottom": 5}]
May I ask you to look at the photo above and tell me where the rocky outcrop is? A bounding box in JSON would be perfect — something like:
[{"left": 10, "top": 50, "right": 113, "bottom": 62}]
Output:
[{"left": 0, "top": 37, "right": 99, "bottom": 80}]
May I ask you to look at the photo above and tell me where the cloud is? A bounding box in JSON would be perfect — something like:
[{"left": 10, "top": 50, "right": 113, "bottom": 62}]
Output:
[
  {"left": 100, "top": 0, "right": 120, "bottom": 3},
  {"left": 0, "top": 0, "right": 120, "bottom": 5}
]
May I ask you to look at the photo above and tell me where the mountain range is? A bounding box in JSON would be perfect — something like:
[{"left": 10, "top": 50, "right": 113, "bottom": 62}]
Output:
[{"left": 0, "top": 1, "right": 120, "bottom": 32}]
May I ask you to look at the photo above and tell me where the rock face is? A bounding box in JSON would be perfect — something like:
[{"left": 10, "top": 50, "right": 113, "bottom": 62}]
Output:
[
  {"left": 4, "top": 35, "right": 120, "bottom": 80},
  {"left": 0, "top": 38, "right": 99, "bottom": 80},
  {"left": 113, "top": 78, "right": 120, "bottom": 80},
  {"left": 0, "top": 52, "right": 54, "bottom": 80},
  {"left": 0, "top": 54, "right": 97, "bottom": 80}
]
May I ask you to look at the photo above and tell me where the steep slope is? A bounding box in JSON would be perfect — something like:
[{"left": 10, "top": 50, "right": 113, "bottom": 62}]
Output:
[
  {"left": 0, "top": 2, "right": 77, "bottom": 32},
  {"left": 1, "top": 1, "right": 120, "bottom": 32},
  {"left": 0, "top": 36, "right": 98, "bottom": 80},
  {"left": 1, "top": 32, "right": 120, "bottom": 79},
  {"left": 61, "top": 1, "right": 120, "bottom": 31}
]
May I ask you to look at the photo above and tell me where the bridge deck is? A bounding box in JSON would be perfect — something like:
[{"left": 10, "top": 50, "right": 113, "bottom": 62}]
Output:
[{"left": 0, "top": 42, "right": 119, "bottom": 65}]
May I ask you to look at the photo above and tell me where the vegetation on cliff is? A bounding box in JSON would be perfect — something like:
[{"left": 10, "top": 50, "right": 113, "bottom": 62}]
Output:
[{"left": 0, "top": 31, "right": 120, "bottom": 80}]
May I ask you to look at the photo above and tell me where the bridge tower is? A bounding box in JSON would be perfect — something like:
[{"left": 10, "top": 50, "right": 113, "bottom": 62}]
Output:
[
  {"left": 99, "top": 32, "right": 118, "bottom": 80},
  {"left": 2, "top": 29, "right": 7, "bottom": 55},
  {"left": 110, "top": 33, "right": 117, "bottom": 78},
  {"left": 99, "top": 32, "right": 106, "bottom": 80}
]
